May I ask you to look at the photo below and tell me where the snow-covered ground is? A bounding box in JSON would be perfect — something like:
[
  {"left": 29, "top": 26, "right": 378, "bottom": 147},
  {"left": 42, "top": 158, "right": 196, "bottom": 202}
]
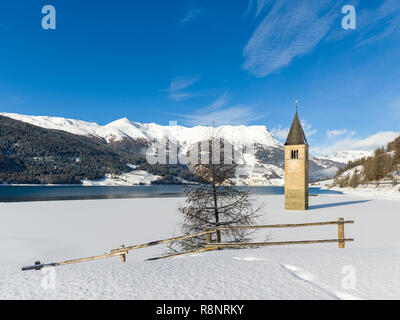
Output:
[
  {"left": 0, "top": 194, "right": 399, "bottom": 299},
  {"left": 329, "top": 184, "right": 400, "bottom": 201},
  {"left": 82, "top": 170, "right": 161, "bottom": 186},
  {"left": 313, "top": 177, "right": 400, "bottom": 201}
]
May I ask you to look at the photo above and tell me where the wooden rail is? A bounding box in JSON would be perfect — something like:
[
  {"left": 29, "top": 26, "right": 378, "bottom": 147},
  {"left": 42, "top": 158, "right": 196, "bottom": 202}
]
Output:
[
  {"left": 205, "top": 239, "right": 354, "bottom": 249},
  {"left": 21, "top": 229, "right": 216, "bottom": 271},
  {"left": 146, "top": 247, "right": 217, "bottom": 261},
  {"left": 205, "top": 220, "right": 354, "bottom": 232},
  {"left": 149, "top": 218, "right": 354, "bottom": 259},
  {"left": 21, "top": 218, "right": 354, "bottom": 271},
  {"left": 110, "top": 230, "right": 214, "bottom": 255}
]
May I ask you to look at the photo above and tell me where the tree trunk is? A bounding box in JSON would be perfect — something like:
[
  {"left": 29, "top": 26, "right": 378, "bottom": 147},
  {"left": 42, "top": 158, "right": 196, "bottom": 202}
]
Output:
[{"left": 212, "top": 176, "right": 221, "bottom": 245}]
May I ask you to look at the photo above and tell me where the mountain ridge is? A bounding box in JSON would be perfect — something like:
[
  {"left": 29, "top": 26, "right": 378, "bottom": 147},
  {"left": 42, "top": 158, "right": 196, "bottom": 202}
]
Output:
[
  {"left": 0, "top": 112, "right": 280, "bottom": 147},
  {"left": 0, "top": 112, "right": 346, "bottom": 185}
]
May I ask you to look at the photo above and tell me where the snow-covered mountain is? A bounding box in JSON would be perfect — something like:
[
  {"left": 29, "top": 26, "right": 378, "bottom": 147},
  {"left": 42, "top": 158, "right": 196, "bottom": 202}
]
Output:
[
  {"left": 0, "top": 113, "right": 279, "bottom": 146},
  {"left": 0, "top": 112, "right": 344, "bottom": 185},
  {"left": 319, "top": 150, "right": 373, "bottom": 164}
]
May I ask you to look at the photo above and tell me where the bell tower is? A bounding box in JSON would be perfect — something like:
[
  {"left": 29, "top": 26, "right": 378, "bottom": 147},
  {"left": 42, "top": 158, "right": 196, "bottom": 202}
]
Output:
[{"left": 284, "top": 106, "right": 309, "bottom": 210}]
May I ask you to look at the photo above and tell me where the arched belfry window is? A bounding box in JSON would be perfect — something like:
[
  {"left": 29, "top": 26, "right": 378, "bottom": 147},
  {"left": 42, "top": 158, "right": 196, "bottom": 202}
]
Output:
[{"left": 291, "top": 150, "right": 299, "bottom": 159}]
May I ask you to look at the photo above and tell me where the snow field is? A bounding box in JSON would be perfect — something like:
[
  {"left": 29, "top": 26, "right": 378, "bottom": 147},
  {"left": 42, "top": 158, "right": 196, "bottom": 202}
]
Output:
[{"left": 0, "top": 194, "right": 399, "bottom": 299}]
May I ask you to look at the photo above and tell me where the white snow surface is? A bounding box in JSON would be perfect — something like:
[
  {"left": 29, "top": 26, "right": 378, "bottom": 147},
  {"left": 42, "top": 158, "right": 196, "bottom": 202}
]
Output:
[
  {"left": 1, "top": 194, "right": 400, "bottom": 299},
  {"left": 329, "top": 184, "right": 400, "bottom": 201}
]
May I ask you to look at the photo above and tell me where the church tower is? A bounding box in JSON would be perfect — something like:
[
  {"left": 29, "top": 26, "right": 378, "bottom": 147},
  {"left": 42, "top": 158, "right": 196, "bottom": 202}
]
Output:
[{"left": 284, "top": 109, "right": 309, "bottom": 210}]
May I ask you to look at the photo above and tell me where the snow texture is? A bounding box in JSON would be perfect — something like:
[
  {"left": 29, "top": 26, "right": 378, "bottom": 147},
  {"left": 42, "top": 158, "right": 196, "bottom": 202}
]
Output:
[{"left": 0, "top": 194, "right": 399, "bottom": 299}]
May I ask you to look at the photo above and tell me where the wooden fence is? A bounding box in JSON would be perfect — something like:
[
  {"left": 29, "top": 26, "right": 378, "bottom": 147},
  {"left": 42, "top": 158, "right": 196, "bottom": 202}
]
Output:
[{"left": 21, "top": 218, "right": 354, "bottom": 271}]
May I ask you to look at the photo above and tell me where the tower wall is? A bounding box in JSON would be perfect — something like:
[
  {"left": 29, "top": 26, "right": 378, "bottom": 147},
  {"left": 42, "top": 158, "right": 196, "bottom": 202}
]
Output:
[{"left": 284, "top": 144, "right": 309, "bottom": 210}]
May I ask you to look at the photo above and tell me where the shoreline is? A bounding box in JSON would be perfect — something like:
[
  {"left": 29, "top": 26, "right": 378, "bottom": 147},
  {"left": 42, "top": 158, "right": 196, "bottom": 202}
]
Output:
[{"left": 319, "top": 184, "right": 400, "bottom": 201}]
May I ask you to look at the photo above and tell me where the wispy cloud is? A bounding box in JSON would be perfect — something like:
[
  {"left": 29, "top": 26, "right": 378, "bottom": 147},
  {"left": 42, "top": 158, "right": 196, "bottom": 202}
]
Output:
[
  {"left": 359, "top": 0, "right": 400, "bottom": 46},
  {"left": 326, "top": 0, "right": 400, "bottom": 46},
  {"left": 172, "top": 93, "right": 265, "bottom": 126},
  {"left": 168, "top": 93, "right": 195, "bottom": 101},
  {"left": 271, "top": 119, "right": 316, "bottom": 142},
  {"left": 244, "top": 0, "right": 272, "bottom": 18},
  {"left": 255, "top": 0, "right": 274, "bottom": 17},
  {"left": 180, "top": 7, "right": 203, "bottom": 24},
  {"left": 165, "top": 76, "right": 199, "bottom": 101},
  {"left": 243, "top": 0, "right": 255, "bottom": 18},
  {"left": 312, "top": 131, "right": 400, "bottom": 155},
  {"left": 326, "top": 129, "right": 355, "bottom": 139},
  {"left": 301, "top": 120, "right": 317, "bottom": 138},
  {"left": 243, "top": 0, "right": 344, "bottom": 77},
  {"left": 270, "top": 125, "right": 289, "bottom": 141},
  {"left": 168, "top": 76, "right": 198, "bottom": 92},
  {"left": 243, "top": 0, "right": 400, "bottom": 77}
]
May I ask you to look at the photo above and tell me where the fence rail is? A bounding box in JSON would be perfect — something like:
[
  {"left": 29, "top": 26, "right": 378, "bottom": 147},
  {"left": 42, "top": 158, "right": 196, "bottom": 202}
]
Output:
[
  {"left": 205, "top": 220, "right": 354, "bottom": 232},
  {"left": 21, "top": 217, "right": 354, "bottom": 271},
  {"left": 205, "top": 238, "right": 354, "bottom": 249}
]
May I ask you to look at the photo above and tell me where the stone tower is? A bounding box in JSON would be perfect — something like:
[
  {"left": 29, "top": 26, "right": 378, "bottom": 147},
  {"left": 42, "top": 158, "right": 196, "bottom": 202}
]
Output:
[{"left": 284, "top": 110, "right": 309, "bottom": 210}]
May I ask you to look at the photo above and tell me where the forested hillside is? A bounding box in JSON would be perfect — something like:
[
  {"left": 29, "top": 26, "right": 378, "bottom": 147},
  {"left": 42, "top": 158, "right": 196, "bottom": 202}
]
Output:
[
  {"left": 0, "top": 116, "right": 131, "bottom": 184},
  {"left": 0, "top": 116, "right": 195, "bottom": 184},
  {"left": 333, "top": 135, "right": 400, "bottom": 188}
]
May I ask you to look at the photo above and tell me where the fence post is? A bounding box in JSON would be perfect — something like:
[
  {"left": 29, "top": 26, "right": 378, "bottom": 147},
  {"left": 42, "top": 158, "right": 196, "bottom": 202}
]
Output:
[
  {"left": 338, "top": 218, "right": 345, "bottom": 248},
  {"left": 205, "top": 228, "right": 212, "bottom": 245},
  {"left": 120, "top": 245, "right": 126, "bottom": 262}
]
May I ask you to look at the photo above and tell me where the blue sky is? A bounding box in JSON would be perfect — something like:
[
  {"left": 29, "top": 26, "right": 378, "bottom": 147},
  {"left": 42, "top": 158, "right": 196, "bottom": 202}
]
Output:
[{"left": 0, "top": 0, "right": 399, "bottom": 155}]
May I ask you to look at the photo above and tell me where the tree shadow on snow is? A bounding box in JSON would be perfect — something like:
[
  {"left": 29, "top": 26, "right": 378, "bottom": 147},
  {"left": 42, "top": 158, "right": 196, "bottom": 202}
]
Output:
[{"left": 309, "top": 200, "right": 371, "bottom": 210}]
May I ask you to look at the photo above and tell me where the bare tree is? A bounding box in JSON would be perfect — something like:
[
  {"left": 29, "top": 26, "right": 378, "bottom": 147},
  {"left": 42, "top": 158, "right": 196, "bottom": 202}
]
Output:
[{"left": 169, "top": 129, "right": 262, "bottom": 253}]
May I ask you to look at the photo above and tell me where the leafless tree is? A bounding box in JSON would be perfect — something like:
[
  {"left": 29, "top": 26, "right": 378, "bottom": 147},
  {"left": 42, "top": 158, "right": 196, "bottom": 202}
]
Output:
[{"left": 168, "top": 129, "right": 262, "bottom": 253}]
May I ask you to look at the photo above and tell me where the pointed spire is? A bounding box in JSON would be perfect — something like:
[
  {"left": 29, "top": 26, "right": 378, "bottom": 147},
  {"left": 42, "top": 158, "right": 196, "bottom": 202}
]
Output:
[{"left": 285, "top": 109, "right": 308, "bottom": 146}]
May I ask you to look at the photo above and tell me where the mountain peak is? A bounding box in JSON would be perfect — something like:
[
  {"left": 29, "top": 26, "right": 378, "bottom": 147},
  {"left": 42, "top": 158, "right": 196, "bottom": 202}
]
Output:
[{"left": 106, "top": 117, "right": 134, "bottom": 127}]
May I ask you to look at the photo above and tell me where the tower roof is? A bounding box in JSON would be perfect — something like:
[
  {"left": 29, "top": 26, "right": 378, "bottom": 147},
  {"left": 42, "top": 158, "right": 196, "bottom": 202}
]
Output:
[{"left": 285, "top": 111, "right": 308, "bottom": 146}]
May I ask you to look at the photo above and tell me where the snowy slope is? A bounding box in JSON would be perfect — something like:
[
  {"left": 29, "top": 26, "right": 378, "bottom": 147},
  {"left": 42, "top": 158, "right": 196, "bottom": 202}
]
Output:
[
  {"left": 1, "top": 194, "right": 400, "bottom": 299},
  {"left": 1, "top": 112, "right": 279, "bottom": 146},
  {"left": 0, "top": 112, "right": 128, "bottom": 142},
  {"left": 319, "top": 151, "right": 373, "bottom": 164},
  {"left": 329, "top": 163, "right": 400, "bottom": 200}
]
